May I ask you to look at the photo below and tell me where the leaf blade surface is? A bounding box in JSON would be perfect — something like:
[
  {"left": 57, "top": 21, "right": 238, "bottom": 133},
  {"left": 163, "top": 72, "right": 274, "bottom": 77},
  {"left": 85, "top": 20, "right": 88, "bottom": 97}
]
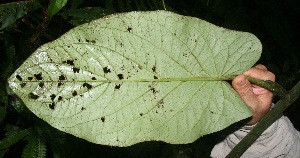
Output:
[{"left": 8, "top": 11, "right": 261, "bottom": 146}]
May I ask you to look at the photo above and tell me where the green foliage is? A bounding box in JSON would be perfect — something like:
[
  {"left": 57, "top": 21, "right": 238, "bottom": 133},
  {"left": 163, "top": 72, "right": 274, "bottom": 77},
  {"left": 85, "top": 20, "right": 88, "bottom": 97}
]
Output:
[
  {"left": 0, "top": 128, "right": 31, "bottom": 150},
  {"left": 0, "top": 1, "right": 41, "bottom": 30},
  {"left": 48, "top": 0, "right": 68, "bottom": 17},
  {"left": 22, "top": 126, "right": 46, "bottom": 158}
]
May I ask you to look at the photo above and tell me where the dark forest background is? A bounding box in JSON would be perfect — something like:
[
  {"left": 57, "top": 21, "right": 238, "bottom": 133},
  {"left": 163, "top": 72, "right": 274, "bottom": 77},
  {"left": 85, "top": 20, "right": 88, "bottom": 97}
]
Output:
[{"left": 0, "top": 0, "right": 299, "bottom": 157}]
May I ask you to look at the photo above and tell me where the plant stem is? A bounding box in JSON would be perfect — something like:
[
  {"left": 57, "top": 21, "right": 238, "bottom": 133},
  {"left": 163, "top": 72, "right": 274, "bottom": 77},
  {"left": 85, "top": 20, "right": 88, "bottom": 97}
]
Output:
[
  {"left": 246, "top": 76, "right": 287, "bottom": 98},
  {"left": 225, "top": 81, "right": 300, "bottom": 158}
]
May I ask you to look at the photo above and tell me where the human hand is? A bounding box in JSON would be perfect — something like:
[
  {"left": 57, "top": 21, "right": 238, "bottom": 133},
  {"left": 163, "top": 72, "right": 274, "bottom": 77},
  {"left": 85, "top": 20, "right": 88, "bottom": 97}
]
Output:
[{"left": 232, "top": 64, "right": 275, "bottom": 125}]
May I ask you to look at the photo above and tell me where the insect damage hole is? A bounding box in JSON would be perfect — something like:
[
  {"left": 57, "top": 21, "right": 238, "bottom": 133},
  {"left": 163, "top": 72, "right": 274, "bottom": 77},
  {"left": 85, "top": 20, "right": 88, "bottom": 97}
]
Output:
[
  {"left": 16, "top": 75, "right": 22, "bottom": 81},
  {"left": 49, "top": 102, "right": 55, "bottom": 109},
  {"left": 34, "top": 72, "right": 43, "bottom": 80},
  {"left": 59, "top": 75, "right": 65, "bottom": 80},
  {"left": 117, "top": 74, "right": 124, "bottom": 80},
  {"left": 127, "top": 26, "right": 132, "bottom": 32},
  {"left": 73, "top": 67, "right": 80, "bottom": 73},
  {"left": 50, "top": 94, "right": 56, "bottom": 101},
  {"left": 103, "top": 66, "right": 111, "bottom": 73},
  {"left": 83, "top": 83, "right": 92, "bottom": 89},
  {"left": 39, "top": 82, "right": 44, "bottom": 88},
  {"left": 101, "top": 116, "right": 105, "bottom": 122},
  {"left": 115, "top": 84, "right": 121, "bottom": 90},
  {"left": 72, "top": 91, "right": 77, "bottom": 96},
  {"left": 28, "top": 92, "right": 39, "bottom": 99}
]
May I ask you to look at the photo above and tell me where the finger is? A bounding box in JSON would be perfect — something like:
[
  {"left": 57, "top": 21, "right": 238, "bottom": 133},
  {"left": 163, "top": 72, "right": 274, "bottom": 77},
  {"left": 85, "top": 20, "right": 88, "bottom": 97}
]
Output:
[
  {"left": 244, "top": 67, "right": 275, "bottom": 82},
  {"left": 254, "top": 64, "right": 268, "bottom": 70},
  {"left": 232, "top": 75, "right": 258, "bottom": 107}
]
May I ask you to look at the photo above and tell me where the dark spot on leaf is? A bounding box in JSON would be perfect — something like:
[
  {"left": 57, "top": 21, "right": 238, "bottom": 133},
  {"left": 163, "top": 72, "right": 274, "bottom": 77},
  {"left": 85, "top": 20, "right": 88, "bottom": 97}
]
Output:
[
  {"left": 73, "top": 67, "right": 80, "bottom": 73},
  {"left": 183, "top": 52, "right": 188, "bottom": 57},
  {"left": 140, "top": 113, "right": 143, "bottom": 116},
  {"left": 20, "top": 83, "right": 26, "bottom": 88},
  {"left": 103, "top": 67, "right": 111, "bottom": 73},
  {"left": 50, "top": 94, "right": 56, "bottom": 101},
  {"left": 34, "top": 72, "right": 43, "bottom": 80},
  {"left": 127, "top": 27, "right": 132, "bottom": 32},
  {"left": 58, "top": 82, "right": 63, "bottom": 87},
  {"left": 101, "top": 116, "right": 105, "bottom": 122},
  {"left": 91, "top": 77, "right": 96, "bottom": 80},
  {"left": 91, "top": 40, "right": 96, "bottom": 44},
  {"left": 29, "top": 93, "right": 39, "bottom": 99},
  {"left": 66, "top": 60, "right": 74, "bottom": 65},
  {"left": 59, "top": 75, "right": 65, "bottom": 80},
  {"left": 151, "top": 88, "right": 158, "bottom": 94},
  {"left": 83, "top": 83, "right": 92, "bottom": 89},
  {"left": 115, "top": 84, "right": 121, "bottom": 89},
  {"left": 28, "top": 77, "right": 33, "bottom": 81},
  {"left": 157, "top": 99, "right": 164, "bottom": 108},
  {"left": 152, "top": 67, "right": 156, "bottom": 72},
  {"left": 138, "top": 65, "right": 143, "bottom": 70},
  {"left": 49, "top": 102, "right": 55, "bottom": 109},
  {"left": 58, "top": 96, "right": 62, "bottom": 101},
  {"left": 81, "top": 107, "right": 86, "bottom": 110},
  {"left": 16, "top": 75, "right": 22, "bottom": 81},
  {"left": 120, "top": 43, "right": 124, "bottom": 47},
  {"left": 72, "top": 91, "right": 77, "bottom": 96},
  {"left": 154, "top": 76, "right": 158, "bottom": 79},
  {"left": 39, "top": 82, "right": 44, "bottom": 88},
  {"left": 117, "top": 74, "right": 124, "bottom": 80}
]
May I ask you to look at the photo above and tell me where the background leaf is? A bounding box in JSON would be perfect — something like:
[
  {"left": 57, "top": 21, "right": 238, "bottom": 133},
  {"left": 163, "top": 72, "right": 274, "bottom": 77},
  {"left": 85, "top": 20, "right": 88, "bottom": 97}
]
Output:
[
  {"left": 8, "top": 11, "right": 261, "bottom": 147},
  {"left": 48, "top": 0, "right": 68, "bottom": 17}
]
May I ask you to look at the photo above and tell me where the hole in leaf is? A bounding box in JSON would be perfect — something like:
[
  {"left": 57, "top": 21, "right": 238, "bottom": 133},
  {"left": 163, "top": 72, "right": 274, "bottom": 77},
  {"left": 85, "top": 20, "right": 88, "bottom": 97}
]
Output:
[
  {"left": 20, "top": 83, "right": 26, "bottom": 88},
  {"left": 72, "top": 91, "right": 77, "bottom": 96},
  {"left": 49, "top": 102, "right": 55, "bottom": 109},
  {"left": 28, "top": 93, "right": 39, "bottom": 99},
  {"left": 58, "top": 96, "right": 63, "bottom": 101},
  {"left": 117, "top": 74, "right": 124, "bottom": 80},
  {"left": 39, "top": 82, "right": 44, "bottom": 88},
  {"left": 103, "top": 67, "right": 111, "bottom": 73},
  {"left": 59, "top": 75, "right": 65, "bottom": 80},
  {"left": 27, "top": 77, "right": 33, "bottom": 81},
  {"left": 154, "top": 76, "right": 158, "bottom": 79},
  {"left": 73, "top": 67, "right": 80, "bottom": 73},
  {"left": 66, "top": 60, "right": 74, "bottom": 65},
  {"left": 140, "top": 113, "right": 143, "bottom": 116},
  {"left": 81, "top": 107, "right": 86, "bottom": 111},
  {"left": 50, "top": 94, "right": 56, "bottom": 101},
  {"left": 16, "top": 75, "right": 22, "bottom": 81},
  {"left": 91, "top": 77, "right": 96, "bottom": 80},
  {"left": 115, "top": 84, "right": 121, "bottom": 89},
  {"left": 83, "top": 83, "right": 92, "bottom": 89},
  {"left": 101, "top": 116, "right": 105, "bottom": 122},
  {"left": 34, "top": 72, "right": 43, "bottom": 80},
  {"left": 57, "top": 82, "right": 63, "bottom": 87},
  {"left": 127, "top": 27, "right": 132, "bottom": 32},
  {"left": 152, "top": 66, "right": 156, "bottom": 72}
]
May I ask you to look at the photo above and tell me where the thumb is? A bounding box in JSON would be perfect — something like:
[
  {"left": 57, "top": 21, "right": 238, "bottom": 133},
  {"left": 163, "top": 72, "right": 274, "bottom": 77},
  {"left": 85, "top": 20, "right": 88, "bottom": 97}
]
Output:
[{"left": 232, "top": 75, "right": 258, "bottom": 107}]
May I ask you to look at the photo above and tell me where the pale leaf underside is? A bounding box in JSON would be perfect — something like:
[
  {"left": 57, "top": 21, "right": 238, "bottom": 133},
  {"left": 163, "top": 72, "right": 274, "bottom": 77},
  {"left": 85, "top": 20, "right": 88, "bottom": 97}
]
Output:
[{"left": 8, "top": 11, "right": 261, "bottom": 146}]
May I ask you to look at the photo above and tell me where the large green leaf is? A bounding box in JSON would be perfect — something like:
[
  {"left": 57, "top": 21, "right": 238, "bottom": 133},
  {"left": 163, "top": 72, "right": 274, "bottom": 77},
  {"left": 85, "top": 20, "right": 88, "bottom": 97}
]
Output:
[{"left": 8, "top": 11, "right": 261, "bottom": 147}]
